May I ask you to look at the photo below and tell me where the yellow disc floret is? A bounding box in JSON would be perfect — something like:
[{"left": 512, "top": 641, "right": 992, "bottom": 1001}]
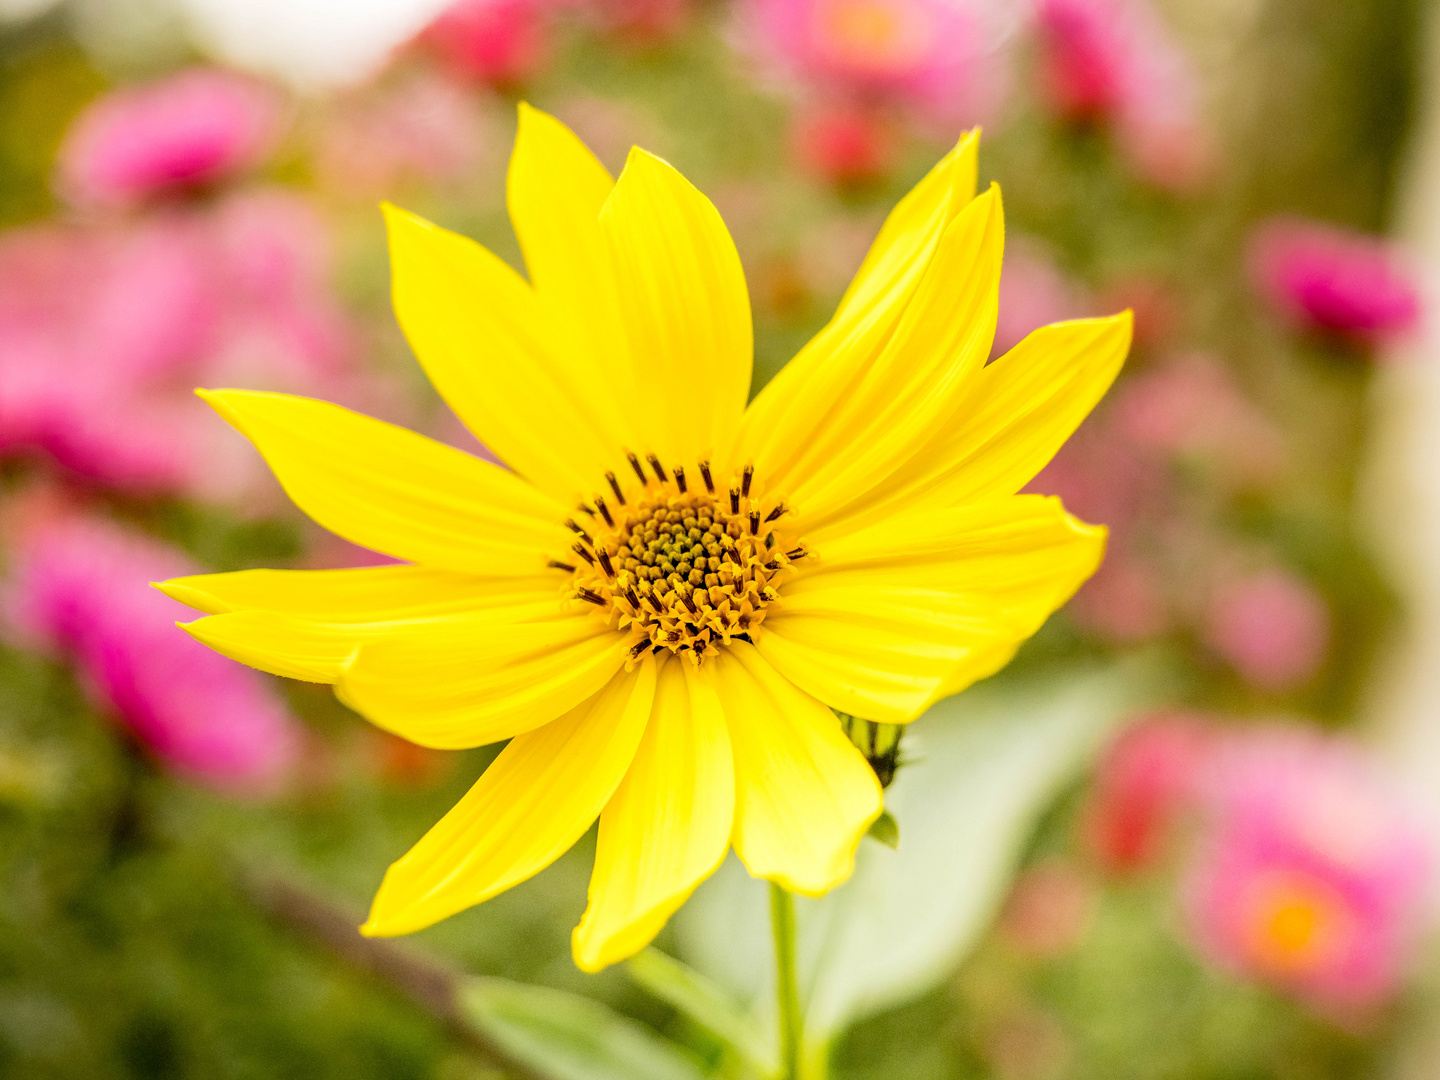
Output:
[{"left": 553, "top": 455, "right": 804, "bottom": 665}]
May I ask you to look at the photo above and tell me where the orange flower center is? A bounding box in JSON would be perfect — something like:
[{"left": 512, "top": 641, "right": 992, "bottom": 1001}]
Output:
[
  {"left": 813, "top": 0, "right": 934, "bottom": 76},
  {"left": 1241, "top": 870, "right": 1352, "bottom": 977},
  {"left": 555, "top": 456, "right": 803, "bottom": 665}
]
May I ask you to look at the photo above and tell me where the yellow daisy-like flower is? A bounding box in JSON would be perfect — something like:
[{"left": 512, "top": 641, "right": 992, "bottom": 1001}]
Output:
[{"left": 160, "top": 106, "right": 1129, "bottom": 972}]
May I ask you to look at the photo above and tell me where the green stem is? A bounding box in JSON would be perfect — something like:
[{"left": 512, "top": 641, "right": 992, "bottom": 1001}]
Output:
[{"left": 770, "top": 882, "right": 803, "bottom": 1080}]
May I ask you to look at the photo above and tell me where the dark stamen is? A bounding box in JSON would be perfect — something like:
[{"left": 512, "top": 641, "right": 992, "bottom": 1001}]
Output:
[
  {"left": 672, "top": 466, "right": 687, "bottom": 494},
  {"left": 606, "top": 471, "right": 627, "bottom": 505},
  {"left": 627, "top": 452, "right": 648, "bottom": 484},
  {"left": 579, "top": 503, "right": 597, "bottom": 518},
  {"left": 765, "top": 532, "right": 775, "bottom": 549},
  {"left": 764, "top": 502, "right": 787, "bottom": 523},
  {"left": 679, "top": 587, "right": 699, "bottom": 615},
  {"left": 748, "top": 511, "right": 760, "bottom": 535},
  {"left": 624, "top": 586, "right": 642, "bottom": 609},
  {"left": 729, "top": 487, "right": 740, "bottom": 514},
  {"left": 572, "top": 543, "right": 596, "bottom": 566},
  {"left": 596, "top": 548, "right": 615, "bottom": 577},
  {"left": 629, "top": 640, "right": 650, "bottom": 659},
  {"left": 764, "top": 560, "right": 780, "bottom": 571},
  {"left": 785, "top": 547, "right": 807, "bottom": 560},
  {"left": 577, "top": 588, "right": 605, "bottom": 605},
  {"left": 741, "top": 464, "right": 754, "bottom": 497},
  {"left": 647, "top": 454, "right": 667, "bottom": 484},
  {"left": 699, "top": 460, "right": 714, "bottom": 493},
  {"left": 595, "top": 497, "right": 615, "bottom": 527},
  {"left": 564, "top": 519, "right": 593, "bottom": 545},
  {"left": 547, "top": 560, "right": 576, "bottom": 572}
]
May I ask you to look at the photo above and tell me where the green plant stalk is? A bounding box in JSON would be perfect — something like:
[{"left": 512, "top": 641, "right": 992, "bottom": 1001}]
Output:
[{"left": 770, "top": 882, "right": 803, "bottom": 1080}]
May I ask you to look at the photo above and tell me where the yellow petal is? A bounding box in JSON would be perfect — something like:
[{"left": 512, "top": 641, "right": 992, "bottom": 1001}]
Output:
[
  {"left": 572, "top": 654, "right": 734, "bottom": 972},
  {"left": 777, "top": 185, "right": 1004, "bottom": 527},
  {"left": 732, "top": 132, "right": 979, "bottom": 491},
  {"left": 832, "top": 128, "right": 979, "bottom": 322},
  {"left": 714, "top": 642, "right": 881, "bottom": 895},
  {"left": 172, "top": 573, "right": 565, "bottom": 684},
  {"left": 829, "top": 314, "right": 1133, "bottom": 532},
  {"left": 383, "top": 203, "right": 622, "bottom": 503},
  {"left": 337, "top": 615, "right": 629, "bottom": 748},
  {"left": 599, "top": 147, "right": 752, "bottom": 471},
  {"left": 180, "top": 611, "right": 362, "bottom": 682},
  {"left": 756, "top": 497, "right": 1106, "bottom": 722},
  {"left": 157, "top": 565, "right": 555, "bottom": 619},
  {"left": 362, "top": 660, "right": 657, "bottom": 937},
  {"left": 200, "top": 389, "right": 569, "bottom": 575}
]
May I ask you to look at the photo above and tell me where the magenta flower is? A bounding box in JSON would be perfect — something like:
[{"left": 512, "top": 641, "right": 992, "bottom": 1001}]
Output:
[
  {"left": 1034, "top": 0, "right": 1210, "bottom": 190},
  {"left": 419, "top": 0, "right": 552, "bottom": 86},
  {"left": 4, "top": 509, "right": 300, "bottom": 793},
  {"left": 1184, "top": 726, "right": 1431, "bottom": 1013},
  {"left": 1086, "top": 712, "right": 1213, "bottom": 873},
  {"left": 1203, "top": 569, "right": 1330, "bottom": 692},
  {"left": 0, "top": 195, "right": 356, "bottom": 498},
  {"left": 743, "top": 0, "right": 1012, "bottom": 125},
  {"left": 1249, "top": 217, "right": 1422, "bottom": 342},
  {"left": 56, "top": 68, "right": 284, "bottom": 211}
]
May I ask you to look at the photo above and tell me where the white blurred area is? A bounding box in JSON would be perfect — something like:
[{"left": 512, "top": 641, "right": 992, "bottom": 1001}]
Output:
[{"left": 0, "top": 0, "right": 451, "bottom": 87}]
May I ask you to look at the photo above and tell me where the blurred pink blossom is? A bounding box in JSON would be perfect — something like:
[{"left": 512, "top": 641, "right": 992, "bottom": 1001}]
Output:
[
  {"left": 1067, "top": 551, "right": 1170, "bottom": 641},
  {"left": 0, "top": 194, "right": 356, "bottom": 498},
  {"left": 1184, "top": 726, "right": 1431, "bottom": 1013},
  {"left": 1249, "top": 217, "right": 1422, "bottom": 343},
  {"left": 56, "top": 68, "right": 284, "bottom": 210},
  {"left": 1086, "top": 712, "right": 1212, "bottom": 873},
  {"left": 743, "top": 0, "right": 1013, "bottom": 125},
  {"left": 1204, "top": 569, "right": 1330, "bottom": 692},
  {"left": 3, "top": 509, "right": 300, "bottom": 793},
  {"left": 1034, "top": 0, "right": 1211, "bottom": 190},
  {"left": 791, "top": 102, "right": 896, "bottom": 184},
  {"left": 1114, "top": 353, "right": 1285, "bottom": 486},
  {"left": 420, "top": 0, "right": 552, "bottom": 86},
  {"left": 315, "top": 73, "right": 483, "bottom": 196},
  {"left": 993, "top": 238, "right": 1091, "bottom": 357}
]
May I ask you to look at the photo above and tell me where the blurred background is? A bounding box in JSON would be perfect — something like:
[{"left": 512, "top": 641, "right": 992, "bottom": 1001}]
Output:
[{"left": 2, "top": 0, "right": 1439, "bottom": 1077}]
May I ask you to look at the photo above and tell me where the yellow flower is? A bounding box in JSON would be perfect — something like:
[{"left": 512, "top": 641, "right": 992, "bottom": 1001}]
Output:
[{"left": 159, "top": 106, "right": 1129, "bottom": 972}]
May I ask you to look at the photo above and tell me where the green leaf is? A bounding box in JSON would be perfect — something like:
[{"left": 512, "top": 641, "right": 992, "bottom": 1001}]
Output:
[
  {"left": 673, "top": 655, "right": 1171, "bottom": 1044},
  {"left": 627, "top": 948, "right": 775, "bottom": 1075},
  {"left": 865, "top": 810, "right": 900, "bottom": 849},
  {"left": 460, "top": 976, "right": 710, "bottom": 1080}
]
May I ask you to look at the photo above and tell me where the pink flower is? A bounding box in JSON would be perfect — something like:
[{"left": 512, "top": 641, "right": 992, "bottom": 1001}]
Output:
[
  {"left": 56, "top": 68, "right": 284, "bottom": 210},
  {"left": 1034, "top": 0, "right": 1211, "bottom": 190},
  {"left": 1086, "top": 712, "right": 1212, "bottom": 872},
  {"left": 420, "top": 0, "right": 552, "bottom": 86},
  {"left": 1203, "top": 569, "right": 1330, "bottom": 692},
  {"left": 992, "top": 238, "right": 1091, "bottom": 357},
  {"left": 0, "top": 195, "right": 357, "bottom": 499},
  {"left": 743, "top": 0, "right": 1012, "bottom": 124},
  {"left": 1114, "top": 353, "right": 1285, "bottom": 486},
  {"left": 3, "top": 510, "right": 300, "bottom": 793},
  {"left": 790, "top": 102, "right": 896, "bottom": 184},
  {"left": 1184, "top": 726, "right": 1431, "bottom": 1013},
  {"left": 1249, "top": 217, "right": 1421, "bottom": 342}
]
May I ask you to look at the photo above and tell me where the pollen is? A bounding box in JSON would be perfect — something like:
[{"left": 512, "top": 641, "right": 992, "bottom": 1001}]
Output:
[{"left": 558, "top": 459, "right": 804, "bottom": 665}]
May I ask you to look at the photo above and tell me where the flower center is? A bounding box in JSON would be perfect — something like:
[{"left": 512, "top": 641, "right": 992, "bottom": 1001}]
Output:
[{"left": 551, "top": 454, "right": 804, "bottom": 665}]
